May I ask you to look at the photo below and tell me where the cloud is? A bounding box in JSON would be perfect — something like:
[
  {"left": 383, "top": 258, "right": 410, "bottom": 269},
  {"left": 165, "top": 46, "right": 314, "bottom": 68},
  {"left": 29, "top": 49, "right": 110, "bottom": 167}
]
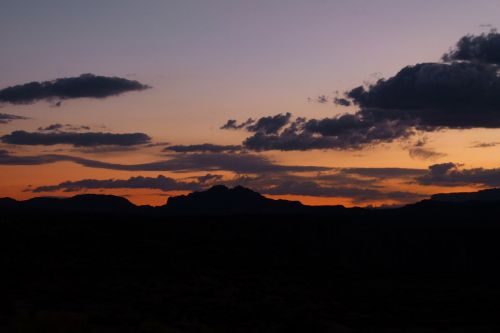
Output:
[
  {"left": 0, "top": 113, "right": 28, "bottom": 124},
  {"left": 334, "top": 97, "right": 351, "bottom": 106},
  {"left": 470, "top": 141, "right": 500, "bottom": 148},
  {"left": 1, "top": 130, "right": 151, "bottom": 147},
  {"left": 237, "top": 113, "right": 415, "bottom": 151},
  {"left": 417, "top": 162, "right": 500, "bottom": 187},
  {"left": 221, "top": 113, "right": 292, "bottom": 134},
  {"left": 38, "top": 123, "right": 91, "bottom": 132},
  {"left": 443, "top": 30, "right": 500, "bottom": 64},
  {"left": 0, "top": 150, "right": 328, "bottom": 174},
  {"left": 246, "top": 113, "right": 292, "bottom": 134},
  {"left": 31, "top": 170, "right": 425, "bottom": 204},
  {"left": 338, "top": 167, "right": 427, "bottom": 178},
  {"left": 227, "top": 62, "right": 500, "bottom": 150},
  {"left": 164, "top": 143, "right": 242, "bottom": 153},
  {"left": 19, "top": 151, "right": 431, "bottom": 204},
  {"left": 346, "top": 62, "right": 500, "bottom": 129},
  {"left": 0, "top": 73, "right": 150, "bottom": 105},
  {"left": 316, "top": 95, "right": 329, "bottom": 103},
  {"left": 409, "top": 147, "right": 446, "bottom": 161},
  {"left": 220, "top": 118, "right": 254, "bottom": 130},
  {"left": 195, "top": 173, "right": 224, "bottom": 185},
  {"left": 222, "top": 173, "right": 425, "bottom": 204},
  {"left": 31, "top": 175, "right": 201, "bottom": 193},
  {"left": 221, "top": 32, "right": 500, "bottom": 151}
]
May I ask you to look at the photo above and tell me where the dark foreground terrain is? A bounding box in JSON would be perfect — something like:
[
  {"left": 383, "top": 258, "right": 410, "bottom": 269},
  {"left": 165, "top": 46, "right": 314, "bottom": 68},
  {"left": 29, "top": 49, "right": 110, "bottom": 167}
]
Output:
[{"left": 2, "top": 186, "right": 500, "bottom": 332}]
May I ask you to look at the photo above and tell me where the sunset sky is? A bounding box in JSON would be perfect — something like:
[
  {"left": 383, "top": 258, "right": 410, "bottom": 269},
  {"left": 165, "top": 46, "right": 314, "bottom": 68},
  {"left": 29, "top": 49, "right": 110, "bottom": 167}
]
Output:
[{"left": 2, "top": 0, "right": 500, "bottom": 206}]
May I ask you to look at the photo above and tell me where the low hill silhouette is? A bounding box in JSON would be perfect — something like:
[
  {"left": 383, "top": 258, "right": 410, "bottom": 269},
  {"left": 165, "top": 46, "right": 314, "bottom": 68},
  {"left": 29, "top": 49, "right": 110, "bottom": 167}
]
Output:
[
  {"left": 430, "top": 187, "right": 500, "bottom": 202},
  {"left": 0, "top": 193, "right": 136, "bottom": 214}
]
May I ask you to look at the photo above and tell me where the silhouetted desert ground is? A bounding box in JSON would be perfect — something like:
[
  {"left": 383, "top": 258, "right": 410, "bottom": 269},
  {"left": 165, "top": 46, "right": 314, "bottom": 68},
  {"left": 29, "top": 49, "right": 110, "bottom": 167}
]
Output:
[{"left": 2, "top": 186, "right": 500, "bottom": 332}]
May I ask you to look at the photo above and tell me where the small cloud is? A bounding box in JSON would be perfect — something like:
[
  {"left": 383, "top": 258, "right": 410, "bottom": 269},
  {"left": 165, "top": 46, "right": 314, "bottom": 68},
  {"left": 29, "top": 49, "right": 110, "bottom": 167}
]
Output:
[
  {"left": 164, "top": 143, "right": 242, "bottom": 153},
  {"left": 0, "top": 73, "right": 150, "bottom": 105},
  {"left": 409, "top": 147, "right": 446, "bottom": 161},
  {"left": 470, "top": 141, "right": 500, "bottom": 148},
  {"left": 333, "top": 97, "right": 351, "bottom": 106},
  {"left": 316, "top": 95, "right": 329, "bottom": 103},
  {"left": 0, "top": 113, "right": 28, "bottom": 124}
]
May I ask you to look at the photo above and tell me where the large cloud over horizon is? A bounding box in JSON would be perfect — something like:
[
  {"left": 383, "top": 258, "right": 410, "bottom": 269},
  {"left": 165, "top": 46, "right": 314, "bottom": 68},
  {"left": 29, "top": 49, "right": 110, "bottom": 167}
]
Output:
[
  {"left": 0, "top": 73, "right": 150, "bottom": 105},
  {"left": 221, "top": 32, "right": 500, "bottom": 151}
]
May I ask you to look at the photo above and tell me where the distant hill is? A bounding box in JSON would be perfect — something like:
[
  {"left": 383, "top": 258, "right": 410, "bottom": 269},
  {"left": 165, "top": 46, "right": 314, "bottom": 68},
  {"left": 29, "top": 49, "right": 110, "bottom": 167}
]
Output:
[
  {"left": 430, "top": 188, "right": 500, "bottom": 203},
  {"left": 0, "top": 194, "right": 135, "bottom": 214}
]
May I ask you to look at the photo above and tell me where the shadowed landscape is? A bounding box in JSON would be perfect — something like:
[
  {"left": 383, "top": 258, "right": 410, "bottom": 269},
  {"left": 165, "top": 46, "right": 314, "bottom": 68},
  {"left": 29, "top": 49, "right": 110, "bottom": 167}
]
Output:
[{"left": 2, "top": 186, "right": 500, "bottom": 332}]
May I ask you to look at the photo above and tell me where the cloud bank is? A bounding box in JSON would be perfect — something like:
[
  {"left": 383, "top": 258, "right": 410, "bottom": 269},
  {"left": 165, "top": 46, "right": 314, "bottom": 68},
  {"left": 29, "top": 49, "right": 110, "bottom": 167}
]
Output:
[
  {"left": 0, "top": 150, "right": 328, "bottom": 174},
  {"left": 221, "top": 32, "right": 500, "bottom": 151}
]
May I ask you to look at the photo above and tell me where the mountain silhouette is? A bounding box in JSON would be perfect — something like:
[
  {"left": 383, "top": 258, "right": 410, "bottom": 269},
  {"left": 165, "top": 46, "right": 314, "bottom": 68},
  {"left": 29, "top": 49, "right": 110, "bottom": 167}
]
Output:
[
  {"left": 164, "top": 185, "right": 306, "bottom": 214},
  {"left": 4, "top": 185, "right": 500, "bottom": 217}
]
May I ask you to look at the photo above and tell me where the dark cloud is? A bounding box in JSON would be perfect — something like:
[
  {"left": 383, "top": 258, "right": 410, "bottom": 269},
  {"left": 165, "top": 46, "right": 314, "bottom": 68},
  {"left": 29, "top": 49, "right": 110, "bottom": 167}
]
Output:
[
  {"left": 229, "top": 62, "right": 500, "bottom": 151},
  {"left": 18, "top": 150, "right": 431, "bottom": 204},
  {"left": 220, "top": 118, "right": 254, "bottom": 130},
  {"left": 221, "top": 113, "right": 292, "bottom": 134},
  {"left": 164, "top": 143, "right": 242, "bottom": 153},
  {"left": 75, "top": 146, "right": 142, "bottom": 154},
  {"left": 334, "top": 97, "right": 351, "bottom": 106},
  {"left": 223, "top": 174, "right": 424, "bottom": 204},
  {"left": 240, "top": 113, "right": 415, "bottom": 151},
  {"left": 443, "top": 30, "right": 500, "bottom": 64},
  {"left": 1, "top": 130, "right": 151, "bottom": 147},
  {"left": 409, "top": 147, "right": 446, "bottom": 161},
  {"left": 417, "top": 162, "right": 500, "bottom": 187},
  {"left": 223, "top": 32, "right": 500, "bottom": 151},
  {"left": 30, "top": 170, "right": 424, "bottom": 204},
  {"left": 38, "top": 124, "right": 91, "bottom": 132},
  {"left": 195, "top": 173, "right": 224, "bottom": 185},
  {"left": 0, "top": 113, "right": 28, "bottom": 124},
  {"left": 31, "top": 175, "right": 200, "bottom": 193},
  {"left": 263, "top": 180, "right": 380, "bottom": 199},
  {"left": 338, "top": 167, "right": 427, "bottom": 178},
  {"left": 347, "top": 62, "right": 500, "bottom": 128},
  {"left": 0, "top": 73, "right": 150, "bottom": 105},
  {"left": 246, "top": 113, "right": 292, "bottom": 134},
  {"left": 0, "top": 150, "right": 328, "bottom": 174},
  {"left": 243, "top": 129, "right": 335, "bottom": 151},
  {"left": 316, "top": 95, "right": 329, "bottom": 103},
  {"left": 470, "top": 141, "right": 500, "bottom": 148}
]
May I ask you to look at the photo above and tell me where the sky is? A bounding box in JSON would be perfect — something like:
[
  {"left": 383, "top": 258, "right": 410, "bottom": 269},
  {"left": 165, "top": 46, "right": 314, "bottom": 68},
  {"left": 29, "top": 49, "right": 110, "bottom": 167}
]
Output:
[{"left": 1, "top": 0, "right": 500, "bottom": 206}]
